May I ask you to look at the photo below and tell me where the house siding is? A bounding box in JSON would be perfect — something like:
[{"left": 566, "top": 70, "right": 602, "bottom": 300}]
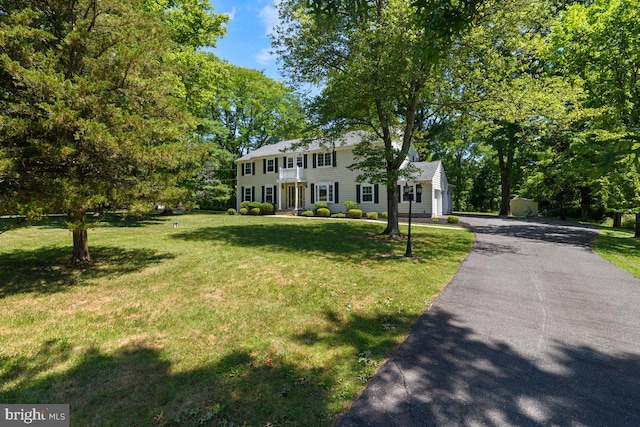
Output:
[{"left": 236, "top": 135, "right": 449, "bottom": 217}]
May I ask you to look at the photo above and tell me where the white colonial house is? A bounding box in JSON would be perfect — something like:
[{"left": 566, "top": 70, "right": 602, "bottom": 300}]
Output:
[{"left": 235, "top": 133, "right": 454, "bottom": 217}]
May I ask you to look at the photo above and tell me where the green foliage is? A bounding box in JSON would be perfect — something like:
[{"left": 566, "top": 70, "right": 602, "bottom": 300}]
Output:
[
  {"left": 348, "top": 209, "right": 363, "bottom": 219},
  {"left": 316, "top": 208, "right": 331, "bottom": 217},
  {"left": 250, "top": 208, "right": 261, "bottom": 216},
  {"left": 447, "top": 216, "right": 459, "bottom": 224},
  {"left": 301, "top": 210, "right": 315, "bottom": 217},
  {"left": 366, "top": 212, "right": 378, "bottom": 220},
  {"left": 331, "top": 213, "right": 347, "bottom": 218},
  {"left": 432, "top": 217, "right": 440, "bottom": 223},
  {"left": 227, "top": 208, "right": 237, "bottom": 215},
  {"left": 344, "top": 201, "right": 358, "bottom": 210},
  {"left": 381, "top": 212, "right": 388, "bottom": 219},
  {"left": 239, "top": 208, "right": 249, "bottom": 215},
  {"left": 314, "top": 202, "right": 328, "bottom": 210},
  {"left": 260, "top": 203, "right": 276, "bottom": 215}
]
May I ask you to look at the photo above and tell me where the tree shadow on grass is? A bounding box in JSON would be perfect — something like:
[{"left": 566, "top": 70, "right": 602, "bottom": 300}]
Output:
[
  {"left": 0, "top": 246, "right": 175, "bottom": 298},
  {"left": 0, "top": 338, "right": 332, "bottom": 426},
  {"left": 171, "top": 222, "right": 471, "bottom": 263}
]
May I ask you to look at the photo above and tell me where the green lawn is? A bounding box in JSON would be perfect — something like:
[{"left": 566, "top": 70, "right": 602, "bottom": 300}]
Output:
[
  {"left": 592, "top": 228, "right": 640, "bottom": 279},
  {"left": 0, "top": 212, "right": 473, "bottom": 426}
]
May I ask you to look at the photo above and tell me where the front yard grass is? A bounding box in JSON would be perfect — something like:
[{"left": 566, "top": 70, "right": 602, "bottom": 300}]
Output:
[
  {"left": 0, "top": 212, "right": 473, "bottom": 426},
  {"left": 592, "top": 228, "right": 640, "bottom": 279}
]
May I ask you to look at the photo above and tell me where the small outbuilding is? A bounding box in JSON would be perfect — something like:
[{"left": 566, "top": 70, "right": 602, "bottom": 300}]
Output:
[{"left": 510, "top": 197, "right": 538, "bottom": 217}]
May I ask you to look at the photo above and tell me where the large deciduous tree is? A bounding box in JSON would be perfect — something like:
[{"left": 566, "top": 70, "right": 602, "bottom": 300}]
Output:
[
  {"left": 0, "top": 0, "right": 225, "bottom": 262},
  {"left": 274, "top": 0, "right": 483, "bottom": 237}
]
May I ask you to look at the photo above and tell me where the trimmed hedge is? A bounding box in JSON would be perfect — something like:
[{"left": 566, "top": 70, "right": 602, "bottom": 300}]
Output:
[
  {"left": 227, "top": 208, "right": 237, "bottom": 215},
  {"left": 366, "top": 212, "right": 378, "bottom": 220},
  {"left": 344, "top": 201, "right": 358, "bottom": 210},
  {"left": 447, "top": 215, "right": 459, "bottom": 224},
  {"left": 239, "top": 201, "right": 275, "bottom": 215},
  {"left": 301, "top": 210, "right": 314, "bottom": 217},
  {"left": 381, "top": 212, "right": 388, "bottom": 219},
  {"left": 239, "top": 208, "right": 248, "bottom": 215},
  {"left": 250, "top": 208, "right": 261, "bottom": 216},
  {"left": 314, "top": 201, "right": 328, "bottom": 210},
  {"left": 331, "top": 213, "right": 346, "bottom": 218},
  {"left": 348, "top": 209, "right": 363, "bottom": 219},
  {"left": 317, "top": 208, "right": 331, "bottom": 217}
]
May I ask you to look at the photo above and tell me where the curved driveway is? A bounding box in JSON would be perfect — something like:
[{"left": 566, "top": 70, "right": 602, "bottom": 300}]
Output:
[{"left": 338, "top": 215, "right": 640, "bottom": 427}]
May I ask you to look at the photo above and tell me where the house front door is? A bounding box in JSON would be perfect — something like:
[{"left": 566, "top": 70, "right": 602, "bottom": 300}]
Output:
[{"left": 287, "top": 184, "right": 305, "bottom": 209}]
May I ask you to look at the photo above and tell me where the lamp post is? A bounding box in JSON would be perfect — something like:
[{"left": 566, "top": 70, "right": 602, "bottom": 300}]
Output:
[{"left": 403, "top": 183, "right": 421, "bottom": 258}]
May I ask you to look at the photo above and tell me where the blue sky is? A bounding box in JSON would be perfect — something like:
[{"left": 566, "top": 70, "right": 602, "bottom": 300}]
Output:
[{"left": 211, "top": 1, "right": 283, "bottom": 82}]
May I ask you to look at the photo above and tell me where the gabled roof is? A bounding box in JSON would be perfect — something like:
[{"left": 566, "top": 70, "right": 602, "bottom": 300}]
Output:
[
  {"left": 411, "top": 161, "right": 442, "bottom": 182},
  {"left": 236, "top": 132, "right": 364, "bottom": 162}
]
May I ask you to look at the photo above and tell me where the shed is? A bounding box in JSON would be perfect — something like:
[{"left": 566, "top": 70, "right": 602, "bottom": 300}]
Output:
[{"left": 510, "top": 198, "right": 538, "bottom": 217}]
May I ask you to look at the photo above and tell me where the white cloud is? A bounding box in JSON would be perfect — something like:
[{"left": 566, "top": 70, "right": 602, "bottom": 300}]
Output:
[
  {"left": 255, "top": 47, "right": 275, "bottom": 65},
  {"left": 224, "top": 7, "right": 237, "bottom": 21},
  {"left": 259, "top": 2, "right": 280, "bottom": 37}
]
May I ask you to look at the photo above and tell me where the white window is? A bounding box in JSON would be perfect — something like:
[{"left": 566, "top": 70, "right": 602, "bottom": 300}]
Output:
[
  {"left": 243, "top": 187, "right": 252, "bottom": 202},
  {"left": 243, "top": 163, "right": 253, "bottom": 175},
  {"left": 286, "top": 157, "right": 294, "bottom": 169},
  {"left": 265, "top": 187, "right": 274, "bottom": 203},
  {"left": 266, "top": 159, "right": 275, "bottom": 172},
  {"left": 361, "top": 184, "right": 374, "bottom": 203},
  {"left": 286, "top": 156, "right": 303, "bottom": 169},
  {"left": 296, "top": 155, "right": 303, "bottom": 167},
  {"left": 317, "top": 152, "right": 332, "bottom": 167},
  {"left": 317, "top": 182, "right": 334, "bottom": 203}
]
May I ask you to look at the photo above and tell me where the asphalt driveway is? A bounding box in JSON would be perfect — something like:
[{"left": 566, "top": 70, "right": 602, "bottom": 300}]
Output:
[{"left": 338, "top": 215, "right": 640, "bottom": 427}]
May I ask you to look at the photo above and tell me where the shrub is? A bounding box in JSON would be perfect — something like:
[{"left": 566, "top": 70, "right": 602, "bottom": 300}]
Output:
[
  {"left": 432, "top": 217, "right": 440, "bottom": 223},
  {"left": 622, "top": 214, "right": 636, "bottom": 229},
  {"left": 447, "top": 215, "right": 459, "bottom": 224},
  {"left": 331, "top": 213, "right": 346, "bottom": 218},
  {"left": 314, "top": 201, "right": 328, "bottom": 210},
  {"left": 259, "top": 202, "right": 275, "bottom": 215},
  {"left": 239, "top": 208, "right": 248, "bottom": 215},
  {"left": 240, "top": 201, "right": 250, "bottom": 209},
  {"left": 250, "top": 208, "right": 261, "bottom": 216},
  {"left": 227, "top": 208, "right": 237, "bottom": 215},
  {"left": 381, "top": 212, "right": 388, "bottom": 219},
  {"left": 301, "top": 210, "right": 314, "bottom": 217},
  {"left": 317, "top": 208, "right": 331, "bottom": 217},
  {"left": 348, "top": 209, "right": 363, "bottom": 219},
  {"left": 344, "top": 201, "right": 358, "bottom": 210},
  {"left": 366, "top": 212, "right": 378, "bottom": 220}
]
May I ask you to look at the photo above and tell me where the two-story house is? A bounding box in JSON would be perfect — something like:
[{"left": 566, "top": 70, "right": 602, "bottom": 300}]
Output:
[{"left": 235, "top": 133, "right": 454, "bottom": 217}]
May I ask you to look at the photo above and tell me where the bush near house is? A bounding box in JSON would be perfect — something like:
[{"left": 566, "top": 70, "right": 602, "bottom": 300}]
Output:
[
  {"left": 366, "top": 212, "right": 378, "bottom": 220},
  {"left": 227, "top": 208, "right": 237, "bottom": 215},
  {"left": 301, "top": 210, "right": 314, "bottom": 217},
  {"left": 250, "top": 208, "right": 261, "bottom": 216},
  {"left": 345, "top": 201, "right": 358, "bottom": 210},
  {"left": 317, "top": 208, "right": 331, "bottom": 217},
  {"left": 240, "top": 202, "right": 275, "bottom": 215},
  {"left": 381, "top": 212, "right": 388, "bottom": 219},
  {"left": 331, "top": 213, "right": 347, "bottom": 218},
  {"left": 447, "top": 216, "right": 459, "bottom": 224},
  {"left": 239, "top": 208, "right": 249, "bottom": 215},
  {"left": 348, "top": 209, "right": 363, "bottom": 219}
]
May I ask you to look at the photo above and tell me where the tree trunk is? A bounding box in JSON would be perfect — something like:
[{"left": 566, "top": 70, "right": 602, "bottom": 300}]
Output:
[
  {"left": 382, "top": 183, "right": 401, "bottom": 238},
  {"left": 613, "top": 212, "right": 622, "bottom": 228},
  {"left": 635, "top": 213, "right": 640, "bottom": 238},
  {"left": 71, "top": 212, "right": 91, "bottom": 263},
  {"left": 499, "top": 172, "right": 511, "bottom": 216},
  {"left": 580, "top": 187, "right": 590, "bottom": 222}
]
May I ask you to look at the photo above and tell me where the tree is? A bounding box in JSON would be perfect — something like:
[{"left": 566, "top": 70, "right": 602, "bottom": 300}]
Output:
[
  {"left": 275, "top": 0, "right": 483, "bottom": 237},
  {"left": 0, "top": 0, "right": 225, "bottom": 262},
  {"left": 548, "top": 0, "right": 640, "bottom": 234},
  {"left": 450, "top": 0, "right": 576, "bottom": 216}
]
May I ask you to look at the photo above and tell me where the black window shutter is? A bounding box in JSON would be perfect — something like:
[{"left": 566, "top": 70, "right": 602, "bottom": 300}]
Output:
[
  {"left": 252, "top": 162, "right": 256, "bottom": 175},
  {"left": 416, "top": 184, "right": 422, "bottom": 203},
  {"left": 251, "top": 186, "right": 255, "bottom": 201},
  {"left": 275, "top": 158, "right": 279, "bottom": 172},
  {"left": 374, "top": 184, "right": 379, "bottom": 204},
  {"left": 310, "top": 183, "right": 315, "bottom": 204},
  {"left": 356, "top": 185, "right": 361, "bottom": 203},
  {"left": 332, "top": 151, "right": 337, "bottom": 167},
  {"left": 397, "top": 185, "right": 401, "bottom": 202},
  {"left": 241, "top": 186, "right": 245, "bottom": 201},
  {"left": 241, "top": 164, "right": 245, "bottom": 176},
  {"left": 263, "top": 159, "right": 266, "bottom": 174},
  {"left": 261, "top": 186, "right": 265, "bottom": 203},
  {"left": 273, "top": 185, "right": 277, "bottom": 203},
  {"left": 312, "top": 153, "right": 317, "bottom": 168},
  {"left": 335, "top": 182, "right": 339, "bottom": 203},
  {"left": 303, "top": 154, "right": 308, "bottom": 169}
]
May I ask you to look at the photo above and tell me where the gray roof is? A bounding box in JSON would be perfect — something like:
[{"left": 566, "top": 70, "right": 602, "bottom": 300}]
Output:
[
  {"left": 411, "top": 161, "right": 442, "bottom": 182},
  {"left": 236, "top": 132, "right": 365, "bottom": 162}
]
